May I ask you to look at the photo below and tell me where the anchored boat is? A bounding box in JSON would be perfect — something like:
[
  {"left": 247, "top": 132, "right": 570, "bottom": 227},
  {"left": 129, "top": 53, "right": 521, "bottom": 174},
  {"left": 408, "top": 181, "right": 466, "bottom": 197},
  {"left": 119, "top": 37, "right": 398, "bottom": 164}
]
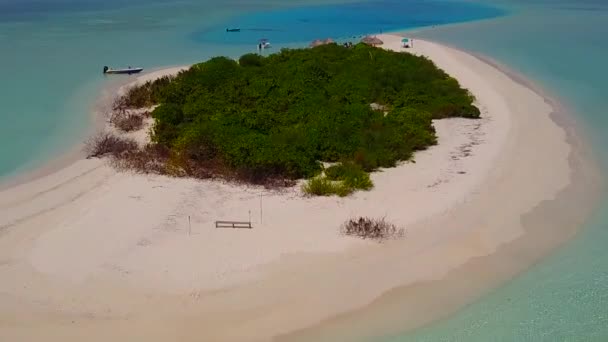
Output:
[
  {"left": 258, "top": 38, "right": 271, "bottom": 49},
  {"left": 103, "top": 66, "right": 143, "bottom": 75},
  {"left": 226, "top": 28, "right": 240, "bottom": 32}
]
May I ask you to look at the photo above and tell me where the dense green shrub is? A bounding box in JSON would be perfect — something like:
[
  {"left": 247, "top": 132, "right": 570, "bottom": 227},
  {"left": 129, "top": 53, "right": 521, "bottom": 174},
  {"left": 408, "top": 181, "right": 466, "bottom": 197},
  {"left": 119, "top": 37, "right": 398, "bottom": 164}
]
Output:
[
  {"left": 117, "top": 75, "right": 174, "bottom": 109},
  {"left": 239, "top": 53, "right": 265, "bottom": 67},
  {"left": 117, "top": 43, "right": 479, "bottom": 191}
]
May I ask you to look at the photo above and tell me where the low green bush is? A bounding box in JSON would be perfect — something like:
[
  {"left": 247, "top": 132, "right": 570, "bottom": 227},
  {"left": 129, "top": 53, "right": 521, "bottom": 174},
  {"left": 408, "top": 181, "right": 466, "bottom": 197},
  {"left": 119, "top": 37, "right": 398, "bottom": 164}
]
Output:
[
  {"left": 325, "top": 162, "right": 373, "bottom": 191},
  {"left": 302, "top": 162, "right": 373, "bottom": 196},
  {"left": 343, "top": 172, "right": 373, "bottom": 191},
  {"left": 302, "top": 177, "right": 352, "bottom": 197}
]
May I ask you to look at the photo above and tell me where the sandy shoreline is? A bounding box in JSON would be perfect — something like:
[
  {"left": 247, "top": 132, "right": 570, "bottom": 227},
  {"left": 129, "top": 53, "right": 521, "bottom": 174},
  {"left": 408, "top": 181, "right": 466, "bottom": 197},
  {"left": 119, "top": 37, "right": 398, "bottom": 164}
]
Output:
[{"left": 0, "top": 35, "right": 600, "bottom": 341}]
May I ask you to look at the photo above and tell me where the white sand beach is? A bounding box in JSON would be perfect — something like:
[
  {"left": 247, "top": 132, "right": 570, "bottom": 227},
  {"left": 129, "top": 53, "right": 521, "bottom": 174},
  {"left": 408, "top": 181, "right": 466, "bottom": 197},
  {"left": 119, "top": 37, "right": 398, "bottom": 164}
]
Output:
[{"left": 0, "top": 35, "right": 592, "bottom": 341}]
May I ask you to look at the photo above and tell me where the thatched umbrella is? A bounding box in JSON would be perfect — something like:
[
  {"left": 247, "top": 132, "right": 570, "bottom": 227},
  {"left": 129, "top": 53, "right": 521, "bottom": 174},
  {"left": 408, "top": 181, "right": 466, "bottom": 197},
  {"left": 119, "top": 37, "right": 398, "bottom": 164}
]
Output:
[
  {"left": 361, "top": 36, "right": 383, "bottom": 46},
  {"left": 310, "top": 39, "right": 324, "bottom": 47},
  {"left": 310, "top": 38, "right": 335, "bottom": 47}
]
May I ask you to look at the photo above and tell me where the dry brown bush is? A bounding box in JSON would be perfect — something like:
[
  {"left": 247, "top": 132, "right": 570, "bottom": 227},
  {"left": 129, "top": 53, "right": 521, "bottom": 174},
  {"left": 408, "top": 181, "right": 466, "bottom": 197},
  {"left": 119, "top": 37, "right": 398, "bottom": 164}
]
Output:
[
  {"left": 340, "top": 217, "right": 405, "bottom": 241},
  {"left": 262, "top": 177, "right": 297, "bottom": 189},
  {"left": 114, "top": 114, "right": 144, "bottom": 132},
  {"left": 100, "top": 139, "right": 296, "bottom": 189},
  {"left": 109, "top": 106, "right": 145, "bottom": 132},
  {"left": 112, "top": 97, "right": 127, "bottom": 112},
  {"left": 84, "top": 132, "right": 138, "bottom": 158}
]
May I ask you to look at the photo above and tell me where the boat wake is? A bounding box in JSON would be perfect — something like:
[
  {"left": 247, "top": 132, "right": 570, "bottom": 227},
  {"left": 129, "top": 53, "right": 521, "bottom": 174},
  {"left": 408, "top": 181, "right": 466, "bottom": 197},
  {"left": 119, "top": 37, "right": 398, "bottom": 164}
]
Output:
[{"left": 241, "top": 28, "right": 285, "bottom": 32}]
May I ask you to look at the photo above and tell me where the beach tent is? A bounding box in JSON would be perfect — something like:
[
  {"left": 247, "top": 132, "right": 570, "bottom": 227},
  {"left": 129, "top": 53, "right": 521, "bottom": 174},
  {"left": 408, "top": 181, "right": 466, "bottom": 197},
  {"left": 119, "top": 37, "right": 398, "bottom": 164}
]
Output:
[{"left": 361, "top": 36, "right": 383, "bottom": 46}]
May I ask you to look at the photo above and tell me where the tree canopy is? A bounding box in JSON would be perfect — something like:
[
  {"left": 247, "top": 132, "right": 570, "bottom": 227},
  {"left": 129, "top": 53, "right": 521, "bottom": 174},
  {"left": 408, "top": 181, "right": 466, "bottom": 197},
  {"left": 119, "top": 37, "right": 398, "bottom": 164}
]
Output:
[{"left": 120, "top": 43, "right": 479, "bottom": 188}]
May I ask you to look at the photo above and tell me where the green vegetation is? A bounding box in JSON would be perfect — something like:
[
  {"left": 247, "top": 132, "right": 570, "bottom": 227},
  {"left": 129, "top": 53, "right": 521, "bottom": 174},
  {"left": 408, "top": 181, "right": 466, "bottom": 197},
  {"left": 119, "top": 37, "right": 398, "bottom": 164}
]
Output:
[
  {"left": 302, "top": 176, "right": 351, "bottom": 197},
  {"left": 325, "top": 162, "right": 371, "bottom": 188},
  {"left": 115, "top": 43, "right": 479, "bottom": 193},
  {"left": 302, "top": 162, "right": 373, "bottom": 197},
  {"left": 115, "top": 75, "right": 174, "bottom": 109}
]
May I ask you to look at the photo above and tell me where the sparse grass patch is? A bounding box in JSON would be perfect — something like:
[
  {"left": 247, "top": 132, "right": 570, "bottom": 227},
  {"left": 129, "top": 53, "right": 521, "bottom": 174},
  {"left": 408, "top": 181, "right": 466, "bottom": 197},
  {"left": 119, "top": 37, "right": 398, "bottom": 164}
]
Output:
[{"left": 111, "top": 143, "right": 171, "bottom": 174}]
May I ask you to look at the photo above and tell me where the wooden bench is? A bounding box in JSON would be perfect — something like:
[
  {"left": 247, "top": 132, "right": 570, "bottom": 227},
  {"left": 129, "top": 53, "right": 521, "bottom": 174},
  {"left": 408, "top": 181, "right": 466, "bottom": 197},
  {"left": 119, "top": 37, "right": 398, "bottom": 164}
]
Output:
[{"left": 215, "top": 220, "right": 252, "bottom": 229}]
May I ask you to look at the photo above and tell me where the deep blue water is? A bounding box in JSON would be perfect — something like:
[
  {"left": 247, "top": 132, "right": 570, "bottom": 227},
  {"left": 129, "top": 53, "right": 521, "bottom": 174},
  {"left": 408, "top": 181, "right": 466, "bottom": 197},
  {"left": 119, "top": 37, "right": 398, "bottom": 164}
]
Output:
[{"left": 193, "top": 1, "right": 505, "bottom": 45}]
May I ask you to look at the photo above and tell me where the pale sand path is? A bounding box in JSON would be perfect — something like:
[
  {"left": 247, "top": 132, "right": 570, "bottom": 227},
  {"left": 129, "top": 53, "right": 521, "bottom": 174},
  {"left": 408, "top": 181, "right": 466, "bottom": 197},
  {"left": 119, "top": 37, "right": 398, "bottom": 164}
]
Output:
[{"left": 0, "top": 36, "right": 583, "bottom": 341}]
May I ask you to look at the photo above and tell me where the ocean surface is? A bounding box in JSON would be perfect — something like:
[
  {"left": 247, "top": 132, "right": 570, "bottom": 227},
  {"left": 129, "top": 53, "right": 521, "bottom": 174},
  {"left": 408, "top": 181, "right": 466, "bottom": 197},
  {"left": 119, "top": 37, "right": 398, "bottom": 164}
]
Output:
[{"left": 2, "top": 0, "right": 608, "bottom": 340}]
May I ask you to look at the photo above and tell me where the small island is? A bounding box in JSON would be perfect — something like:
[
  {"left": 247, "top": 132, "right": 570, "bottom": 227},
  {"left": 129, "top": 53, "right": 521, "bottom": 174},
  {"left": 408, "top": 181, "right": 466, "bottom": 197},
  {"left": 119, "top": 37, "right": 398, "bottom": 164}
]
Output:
[
  {"left": 1, "top": 34, "right": 579, "bottom": 341},
  {"left": 93, "top": 43, "right": 480, "bottom": 196}
]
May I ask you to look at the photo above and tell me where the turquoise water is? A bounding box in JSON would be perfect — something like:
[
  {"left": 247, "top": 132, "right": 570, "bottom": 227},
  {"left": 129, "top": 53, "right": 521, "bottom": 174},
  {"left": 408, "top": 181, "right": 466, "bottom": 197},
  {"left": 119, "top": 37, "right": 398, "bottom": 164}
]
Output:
[
  {"left": 0, "top": 0, "right": 244, "bottom": 180},
  {"left": 2, "top": 0, "right": 608, "bottom": 341},
  {"left": 0, "top": 0, "right": 504, "bottom": 181},
  {"left": 379, "top": 1, "right": 608, "bottom": 341}
]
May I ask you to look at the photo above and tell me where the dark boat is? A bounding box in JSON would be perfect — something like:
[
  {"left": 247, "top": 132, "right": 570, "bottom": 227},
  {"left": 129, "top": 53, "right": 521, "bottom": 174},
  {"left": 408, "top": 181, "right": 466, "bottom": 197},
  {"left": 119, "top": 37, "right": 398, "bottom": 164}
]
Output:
[
  {"left": 103, "top": 66, "right": 144, "bottom": 75},
  {"left": 226, "top": 28, "right": 240, "bottom": 32}
]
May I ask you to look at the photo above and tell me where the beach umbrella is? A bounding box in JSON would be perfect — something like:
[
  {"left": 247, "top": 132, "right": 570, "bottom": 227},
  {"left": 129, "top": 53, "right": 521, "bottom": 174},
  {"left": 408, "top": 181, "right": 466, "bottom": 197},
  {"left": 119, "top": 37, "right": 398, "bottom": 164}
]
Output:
[
  {"left": 361, "top": 36, "right": 383, "bottom": 46},
  {"left": 401, "top": 38, "right": 409, "bottom": 42}
]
